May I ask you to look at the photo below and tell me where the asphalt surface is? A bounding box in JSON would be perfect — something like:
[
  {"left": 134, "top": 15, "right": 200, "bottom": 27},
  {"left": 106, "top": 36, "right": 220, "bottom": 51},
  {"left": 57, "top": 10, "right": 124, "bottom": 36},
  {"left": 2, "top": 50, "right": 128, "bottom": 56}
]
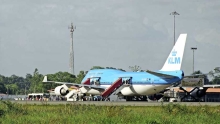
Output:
[{"left": 9, "top": 100, "right": 220, "bottom": 106}]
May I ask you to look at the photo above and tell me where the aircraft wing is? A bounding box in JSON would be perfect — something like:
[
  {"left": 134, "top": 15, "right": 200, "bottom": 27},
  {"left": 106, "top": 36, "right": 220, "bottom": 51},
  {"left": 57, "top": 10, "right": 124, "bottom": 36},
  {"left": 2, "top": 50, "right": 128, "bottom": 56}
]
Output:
[
  {"left": 203, "top": 85, "right": 220, "bottom": 88},
  {"left": 146, "top": 70, "right": 177, "bottom": 79},
  {"left": 42, "top": 76, "right": 106, "bottom": 90}
]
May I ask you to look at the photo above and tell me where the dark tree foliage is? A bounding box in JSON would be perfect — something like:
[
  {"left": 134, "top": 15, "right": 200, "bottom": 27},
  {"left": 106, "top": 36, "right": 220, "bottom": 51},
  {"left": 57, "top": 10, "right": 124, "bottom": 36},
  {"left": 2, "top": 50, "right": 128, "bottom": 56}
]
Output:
[
  {"left": 208, "top": 67, "right": 220, "bottom": 84},
  {"left": 0, "top": 68, "right": 82, "bottom": 95},
  {"left": 0, "top": 67, "right": 220, "bottom": 94},
  {"left": 90, "top": 66, "right": 105, "bottom": 70},
  {"left": 129, "top": 65, "right": 141, "bottom": 72}
]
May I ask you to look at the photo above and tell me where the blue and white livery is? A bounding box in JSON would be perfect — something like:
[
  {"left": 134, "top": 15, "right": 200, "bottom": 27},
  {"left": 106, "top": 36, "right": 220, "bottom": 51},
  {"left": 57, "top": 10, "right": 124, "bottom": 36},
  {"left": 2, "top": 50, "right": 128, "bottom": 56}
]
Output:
[{"left": 43, "top": 34, "right": 187, "bottom": 97}]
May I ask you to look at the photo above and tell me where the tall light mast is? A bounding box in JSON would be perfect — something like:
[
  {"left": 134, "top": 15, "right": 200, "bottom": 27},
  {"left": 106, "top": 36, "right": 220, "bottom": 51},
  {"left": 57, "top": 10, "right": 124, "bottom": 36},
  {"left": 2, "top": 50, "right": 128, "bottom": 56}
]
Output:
[
  {"left": 191, "top": 47, "right": 197, "bottom": 74},
  {"left": 68, "top": 23, "right": 76, "bottom": 75},
  {"left": 170, "top": 11, "right": 180, "bottom": 46}
]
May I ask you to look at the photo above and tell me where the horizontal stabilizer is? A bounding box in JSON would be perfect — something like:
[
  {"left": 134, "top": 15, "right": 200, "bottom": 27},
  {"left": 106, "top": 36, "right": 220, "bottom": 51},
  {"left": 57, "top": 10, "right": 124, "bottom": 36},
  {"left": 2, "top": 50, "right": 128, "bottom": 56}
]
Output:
[
  {"left": 146, "top": 70, "right": 177, "bottom": 79},
  {"left": 42, "top": 76, "right": 55, "bottom": 83}
]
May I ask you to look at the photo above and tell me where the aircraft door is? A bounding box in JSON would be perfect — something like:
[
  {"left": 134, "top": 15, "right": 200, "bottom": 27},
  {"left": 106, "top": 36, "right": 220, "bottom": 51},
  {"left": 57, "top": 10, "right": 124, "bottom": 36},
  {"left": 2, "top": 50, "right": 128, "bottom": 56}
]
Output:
[
  {"left": 90, "top": 77, "right": 100, "bottom": 85},
  {"left": 122, "top": 77, "right": 132, "bottom": 84}
]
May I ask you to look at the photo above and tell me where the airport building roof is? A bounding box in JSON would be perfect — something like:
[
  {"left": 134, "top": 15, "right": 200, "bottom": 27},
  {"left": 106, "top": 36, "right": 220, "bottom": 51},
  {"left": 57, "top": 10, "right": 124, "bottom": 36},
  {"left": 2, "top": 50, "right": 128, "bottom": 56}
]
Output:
[
  {"left": 0, "top": 93, "right": 6, "bottom": 96},
  {"left": 172, "top": 87, "right": 220, "bottom": 93}
]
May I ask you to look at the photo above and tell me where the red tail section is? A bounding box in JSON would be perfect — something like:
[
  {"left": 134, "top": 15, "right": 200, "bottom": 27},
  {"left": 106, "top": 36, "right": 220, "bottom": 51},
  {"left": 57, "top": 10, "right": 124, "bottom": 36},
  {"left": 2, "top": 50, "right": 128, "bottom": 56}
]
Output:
[{"left": 82, "top": 78, "right": 90, "bottom": 85}]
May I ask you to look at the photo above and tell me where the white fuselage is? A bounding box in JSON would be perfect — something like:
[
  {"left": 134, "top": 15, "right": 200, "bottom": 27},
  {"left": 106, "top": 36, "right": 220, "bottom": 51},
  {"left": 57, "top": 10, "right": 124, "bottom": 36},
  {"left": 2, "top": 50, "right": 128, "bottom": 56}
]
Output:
[{"left": 80, "top": 84, "right": 170, "bottom": 96}]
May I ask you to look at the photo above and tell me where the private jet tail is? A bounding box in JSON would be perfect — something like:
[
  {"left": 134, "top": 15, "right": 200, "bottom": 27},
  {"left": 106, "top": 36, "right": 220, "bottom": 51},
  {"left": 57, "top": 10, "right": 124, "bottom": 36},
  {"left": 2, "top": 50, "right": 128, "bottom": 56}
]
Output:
[{"left": 160, "top": 34, "right": 187, "bottom": 71}]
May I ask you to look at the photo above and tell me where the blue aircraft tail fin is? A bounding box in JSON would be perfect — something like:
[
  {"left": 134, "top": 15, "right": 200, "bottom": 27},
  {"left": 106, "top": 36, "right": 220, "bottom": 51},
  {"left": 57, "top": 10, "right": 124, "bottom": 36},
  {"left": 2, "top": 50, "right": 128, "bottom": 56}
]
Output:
[{"left": 160, "top": 34, "right": 187, "bottom": 71}]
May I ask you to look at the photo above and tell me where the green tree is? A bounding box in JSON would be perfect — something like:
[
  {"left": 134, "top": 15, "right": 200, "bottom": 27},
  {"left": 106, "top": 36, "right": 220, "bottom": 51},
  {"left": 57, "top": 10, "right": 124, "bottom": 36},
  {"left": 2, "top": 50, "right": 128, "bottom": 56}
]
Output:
[
  {"left": 129, "top": 65, "right": 141, "bottom": 72},
  {"left": 30, "top": 68, "right": 44, "bottom": 93},
  {"left": 90, "top": 66, "right": 105, "bottom": 70},
  {"left": 209, "top": 67, "right": 220, "bottom": 84},
  {"left": 0, "top": 75, "right": 7, "bottom": 93},
  {"left": 10, "top": 84, "right": 19, "bottom": 95},
  {"left": 117, "top": 68, "right": 126, "bottom": 71},
  {"left": 24, "top": 73, "right": 32, "bottom": 95},
  {"left": 0, "top": 83, "right": 5, "bottom": 93},
  {"left": 5, "top": 84, "right": 11, "bottom": 95},
  {"left": 75, "top": 71, "right": 86, "bottom": 84}
]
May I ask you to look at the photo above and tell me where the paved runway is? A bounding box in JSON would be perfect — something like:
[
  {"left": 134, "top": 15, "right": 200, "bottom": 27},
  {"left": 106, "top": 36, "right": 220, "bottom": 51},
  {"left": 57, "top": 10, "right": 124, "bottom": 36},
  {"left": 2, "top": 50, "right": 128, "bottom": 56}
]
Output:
[{"left": 10, "top": 100, "right": 220, "bottom": 106}]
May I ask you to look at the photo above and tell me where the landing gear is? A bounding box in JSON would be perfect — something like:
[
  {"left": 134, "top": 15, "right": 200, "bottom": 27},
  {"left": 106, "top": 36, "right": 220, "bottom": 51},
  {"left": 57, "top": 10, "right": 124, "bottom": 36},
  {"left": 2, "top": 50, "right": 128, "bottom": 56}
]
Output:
[
  {"left": 125, "top": 96, "right": 133, "bottom": 101},
  {"left": 125, "top": 96, "right": 148, "bottom": 101}
]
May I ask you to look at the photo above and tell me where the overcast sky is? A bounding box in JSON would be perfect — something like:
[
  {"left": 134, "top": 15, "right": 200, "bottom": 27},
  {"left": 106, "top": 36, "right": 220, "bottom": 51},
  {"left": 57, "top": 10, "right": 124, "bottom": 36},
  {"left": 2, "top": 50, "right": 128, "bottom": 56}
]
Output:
[{"left": 0, "top": 0, "right": 220, "bottom": 77}]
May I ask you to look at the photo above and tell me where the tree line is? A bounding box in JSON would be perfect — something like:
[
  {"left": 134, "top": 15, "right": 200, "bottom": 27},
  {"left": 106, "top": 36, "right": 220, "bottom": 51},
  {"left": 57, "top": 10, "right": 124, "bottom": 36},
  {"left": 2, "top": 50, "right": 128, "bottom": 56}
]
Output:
[
  {"left": 0, "top": 66, "right": 219, "bottom": 95},
  {"left": 0, "top": 68, "right": 86, "bottom": 95}
]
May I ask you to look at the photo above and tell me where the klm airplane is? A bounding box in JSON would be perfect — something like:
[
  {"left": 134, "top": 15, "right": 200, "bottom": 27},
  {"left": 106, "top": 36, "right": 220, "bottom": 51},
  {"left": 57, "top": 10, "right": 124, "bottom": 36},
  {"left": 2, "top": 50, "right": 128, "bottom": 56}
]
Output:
[{"left": 43, "top": 34, "right": 187, "bottom": 99}]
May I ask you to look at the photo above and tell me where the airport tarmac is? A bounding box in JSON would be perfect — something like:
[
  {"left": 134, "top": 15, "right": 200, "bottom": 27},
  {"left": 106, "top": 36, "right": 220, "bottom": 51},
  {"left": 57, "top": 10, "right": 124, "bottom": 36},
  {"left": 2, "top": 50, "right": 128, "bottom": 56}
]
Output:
[{"left": 10, "top": 100, "right": 220, "bottom": 106}]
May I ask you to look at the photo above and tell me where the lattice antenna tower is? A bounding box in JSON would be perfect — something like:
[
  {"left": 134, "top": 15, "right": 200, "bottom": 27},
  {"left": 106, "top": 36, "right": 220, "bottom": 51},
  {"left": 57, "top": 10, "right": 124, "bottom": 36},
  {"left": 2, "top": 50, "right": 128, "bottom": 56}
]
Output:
[{"left": 68, "top": 23, "right": 76, "bottom": 75}]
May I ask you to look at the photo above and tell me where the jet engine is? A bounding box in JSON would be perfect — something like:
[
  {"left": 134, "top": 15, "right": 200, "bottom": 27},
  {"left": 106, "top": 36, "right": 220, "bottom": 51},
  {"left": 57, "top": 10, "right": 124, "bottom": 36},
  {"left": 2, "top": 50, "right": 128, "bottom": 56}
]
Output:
[
  {"left": 190, "top": 87, "right": 208, "bottom": 98},
  {"left": 180, "top": 87, "right": 208, "bottom": 102},
  {"left": 54, "top": 85, "right": 69, "bottom": 96}
]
